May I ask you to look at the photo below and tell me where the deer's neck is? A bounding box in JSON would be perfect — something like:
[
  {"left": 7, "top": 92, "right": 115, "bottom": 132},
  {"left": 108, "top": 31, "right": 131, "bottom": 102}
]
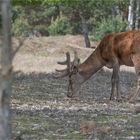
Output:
[{"left": 79, "top": 49, "right": 104, "bottom": 82}]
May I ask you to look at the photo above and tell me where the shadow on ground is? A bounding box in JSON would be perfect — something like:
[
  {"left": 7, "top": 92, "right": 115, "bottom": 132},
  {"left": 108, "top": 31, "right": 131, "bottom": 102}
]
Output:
[{"left": 12, "top": 70, "right": 140, "bottom": 140}]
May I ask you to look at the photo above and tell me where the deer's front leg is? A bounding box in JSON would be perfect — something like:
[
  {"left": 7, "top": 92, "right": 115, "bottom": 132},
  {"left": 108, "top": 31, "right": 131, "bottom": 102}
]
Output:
[
  {"left": 110, "top": 73, "right": 116, "bottom": 100},
  {"left": 110, "top": 64, "right": 120, "bottom": 101}
]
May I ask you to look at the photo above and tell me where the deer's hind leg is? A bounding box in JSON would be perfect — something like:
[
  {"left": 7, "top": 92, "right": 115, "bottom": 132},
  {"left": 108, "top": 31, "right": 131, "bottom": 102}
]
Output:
[
  {"left": 128, "top": 54, "right": 140, "bottom": 102},
  {"left": 110, "top": 62, "right": 121, "bottom": 101}
]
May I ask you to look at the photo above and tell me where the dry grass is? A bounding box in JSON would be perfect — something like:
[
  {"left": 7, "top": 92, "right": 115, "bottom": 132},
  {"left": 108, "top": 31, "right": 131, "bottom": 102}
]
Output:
[{"left": 12, "top": 35, "right": 93, "bottom": 73}]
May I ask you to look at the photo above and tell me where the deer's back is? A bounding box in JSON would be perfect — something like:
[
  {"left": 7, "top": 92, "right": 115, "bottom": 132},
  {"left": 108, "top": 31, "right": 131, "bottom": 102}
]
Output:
[{"left": 98, "top": 30, "right": 140, "bottom": 67}]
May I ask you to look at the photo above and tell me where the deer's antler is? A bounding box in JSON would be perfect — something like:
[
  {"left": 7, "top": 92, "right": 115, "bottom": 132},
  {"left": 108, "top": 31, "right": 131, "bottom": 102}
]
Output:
[
  {"left": 55, "top": 51, "right": 80, "bottom": 78},
  {"left": 73, "top": 50, "right": 80, "bottom": 65},
  {"left": 55, "top": 52, "right": 71, "bottom": 78}
]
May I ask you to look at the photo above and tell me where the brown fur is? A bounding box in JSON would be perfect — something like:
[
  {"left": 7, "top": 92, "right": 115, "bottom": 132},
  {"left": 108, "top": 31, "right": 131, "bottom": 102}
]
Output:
[{"left": 99, "top": 30, "right": 140, "bottom": 66}]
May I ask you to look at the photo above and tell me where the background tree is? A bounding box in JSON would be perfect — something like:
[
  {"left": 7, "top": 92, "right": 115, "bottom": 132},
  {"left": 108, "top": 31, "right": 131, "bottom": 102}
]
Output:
[
  {"left": 135, "top": 0, "right": 140, "bottom": 29},
  {"left": 128, "top": 0, "right": 140, "bottom": 30},
  {"left": 0, "top": 11, "right": 2, "bottom": 35},
  {"left": 0, "top": 0, "right": 12, "bottom": 139},
  {"left": 12, "top": 0, "right": 140, "bottom": 43},
  {"left": 0, "top": 0, "right": 24, "bottom": 139}
]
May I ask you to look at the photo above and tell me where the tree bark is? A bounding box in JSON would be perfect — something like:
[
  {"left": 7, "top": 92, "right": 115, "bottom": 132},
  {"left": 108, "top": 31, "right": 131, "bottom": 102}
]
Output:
[
  {"left": 132, "top": 0, "right": 137, "bottom": 29},
  {"left": 135, "top": 0, "right": 140, "bottom": 29},
  {"left": 128, "top": 0, "right": 135, "bottom": 30},
  {"left": 79, "top": 12, "right": 91, "bottom": 48},
  {"left": 0, "top": 0, "right": 12, "bottom": 139}
]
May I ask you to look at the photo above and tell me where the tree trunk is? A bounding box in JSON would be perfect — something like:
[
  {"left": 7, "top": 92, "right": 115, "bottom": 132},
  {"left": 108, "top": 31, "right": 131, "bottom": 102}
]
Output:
[
  {"left": 79, "top": 12, "right": 91, "bottom": 48},
  {"left": 128, "top": 0, "right": 135, "bottom": 30},
  {"left": 132, "top": 0, "right": 137, "bottom": 29},
  {"left": 0, "top": 0, "right": 12, "bottom": 139},
  {"left": 112, "top": 6, "right": 120, "bottom": 17},
  {"left": 135, "top": 0, "right": 140, "bottom": 29}
]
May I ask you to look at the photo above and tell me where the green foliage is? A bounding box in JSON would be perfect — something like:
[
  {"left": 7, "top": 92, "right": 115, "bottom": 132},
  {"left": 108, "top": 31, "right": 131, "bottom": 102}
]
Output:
[
  {"left": 12, "top": 0, "right": 79, "bottom": 6},
  {"left": 93, "top": 16, "right": 128, "bottom": 41},
  {"left": 12, "top": 16, "right": 31, "bottom": 37},
  {"left": 48, "top": 16, "right": 73, "bottom": 36},
  {"left": 12, "top": 5, "right": 59, "bottom": 36},
  {"left": 13, "top": 0, "right": 43, "bottom": 5},
  {"left": 35, "top": 25, "right": 49, "bottom": 36},
  {"left": 12, "top": 6, "right": 30, "bottom": 37},
  {"left": 11, "top": 0, "right": 129, "bottom": 39}
]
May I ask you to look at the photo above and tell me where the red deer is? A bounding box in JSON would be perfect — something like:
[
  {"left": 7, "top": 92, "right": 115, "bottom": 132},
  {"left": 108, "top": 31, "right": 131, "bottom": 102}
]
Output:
[{"left": 56, "top": 30, "right": 140, "bottom": 101}]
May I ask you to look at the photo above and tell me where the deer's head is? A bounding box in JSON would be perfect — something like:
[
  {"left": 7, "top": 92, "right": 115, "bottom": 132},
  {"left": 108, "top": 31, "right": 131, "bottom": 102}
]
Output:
[{"left": 55, "top": 51, "right": 83, "bottom": 98}]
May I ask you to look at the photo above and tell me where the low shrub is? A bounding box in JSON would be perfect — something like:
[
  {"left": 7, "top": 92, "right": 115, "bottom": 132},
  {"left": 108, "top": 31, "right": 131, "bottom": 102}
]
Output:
[
  {"left": 92, "top": 16, "right": 128, "bottom": 41},
  {"left": 48, "top": 16, "right": 73, "bottom": 36}
]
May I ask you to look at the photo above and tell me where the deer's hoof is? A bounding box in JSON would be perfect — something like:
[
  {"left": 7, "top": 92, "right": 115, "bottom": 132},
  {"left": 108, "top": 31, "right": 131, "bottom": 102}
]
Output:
[{"left": 67, "top": 94, "right": 73, "bottom": 98}]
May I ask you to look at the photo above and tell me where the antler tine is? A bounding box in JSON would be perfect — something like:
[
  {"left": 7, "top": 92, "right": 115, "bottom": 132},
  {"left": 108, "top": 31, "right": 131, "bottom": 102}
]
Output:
[
  {"left": 57, "top": 52, "right": 71, "bottom": 66},
  {"left": 57, "top": 61, "right": 67, "bottom": 65},
  {"left": 55, "top": 69, "right": 68, "bottom": 73},
  {"left": 55, "top": 52, "right": 71, "bottom": 78},
  {"left": 73, "top": 50, "right": 80, "bottom": 66},
  {"left": 74, "top": 50, "right": 78, "bottom": 60},
  {"left": 54, "top": 69, "right": 69, "bottom": 78}
]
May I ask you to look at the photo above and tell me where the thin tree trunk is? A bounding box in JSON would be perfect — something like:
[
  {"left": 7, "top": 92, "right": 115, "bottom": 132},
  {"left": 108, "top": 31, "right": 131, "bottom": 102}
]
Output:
[
  {"left": 0, "top": 0, "right": 12, "bottom": 139},
  {"left": 0, "top": 11, "right": 2, "bottom": 35},
  {"left": 135, "top": 0, "right": 140, "bottom": 29},
  {"left": 112, "top": 6, "right": 120, "bottom": 17},
  {"left": 132, "top": 0, "right": 137, "bottom": 29},
  {"left": 128, "top": 0, "right": 135, "bottom": 30},
  {"left": 55, "top": 5, "right": 61, "bottom": 17},
  {"left": 79, "top": 12, "right": 91, "bottom": 48}
]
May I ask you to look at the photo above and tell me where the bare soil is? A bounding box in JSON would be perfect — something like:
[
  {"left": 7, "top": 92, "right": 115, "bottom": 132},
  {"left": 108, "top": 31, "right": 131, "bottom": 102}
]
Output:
[{"left": 11, "top": 35, "right": 140, "bottom": 140}]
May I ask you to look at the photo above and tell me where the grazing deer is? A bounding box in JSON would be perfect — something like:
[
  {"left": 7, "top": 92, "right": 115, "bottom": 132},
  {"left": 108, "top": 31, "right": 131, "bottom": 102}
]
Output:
[{"left": 56, "top": 30, "right": 140, "bottom": 101}]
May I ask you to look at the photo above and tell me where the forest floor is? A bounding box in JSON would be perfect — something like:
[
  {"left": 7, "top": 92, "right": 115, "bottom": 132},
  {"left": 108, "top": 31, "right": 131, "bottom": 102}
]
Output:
[{"left": 11, "top": 35, "right": 140, "bottom": 140}]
